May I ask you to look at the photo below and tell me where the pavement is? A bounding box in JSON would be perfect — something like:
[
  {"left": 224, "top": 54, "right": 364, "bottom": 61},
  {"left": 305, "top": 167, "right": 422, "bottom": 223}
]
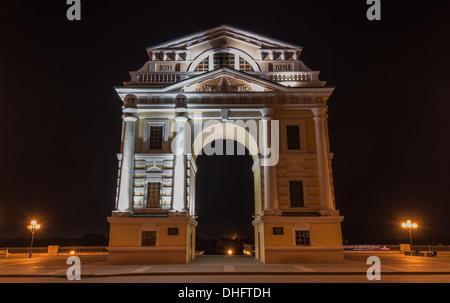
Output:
[{"left": 1, "top": 252, "right": 450, "bottom": 283}]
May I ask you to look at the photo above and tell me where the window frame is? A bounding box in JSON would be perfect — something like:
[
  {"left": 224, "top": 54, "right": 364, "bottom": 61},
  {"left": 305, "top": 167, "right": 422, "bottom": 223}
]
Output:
[
  {"left": 281, "top": 120, "right": 308, "bottom": 152},
  {"left": 145, "top": 181, "right": 162, "bottom": 209},
  {"left": 286, "top": 125, "right": 301, "bottom": 150},
  {"left": 294, "top": 230, "right": 311, "bottom": 246},
  {"left": 143, "top": 120, "right": 169, "bottom": 152},
  {"left": 272, "top": 227, "right": 284, "bottom": 235},
  {"left": 141, "top": 230, "right": 157, "bottom": 247},
  {"left": 167, "top": 227, "right": 179, "bottom": 236},
  {"left": 288, "top": 180, "right": 306, "bottom": 208}
]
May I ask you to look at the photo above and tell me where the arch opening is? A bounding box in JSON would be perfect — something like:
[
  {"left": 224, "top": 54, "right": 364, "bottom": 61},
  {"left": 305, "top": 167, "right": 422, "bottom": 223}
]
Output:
[{"left": 195, "top": 139, "right": 255, "bottom": 256}]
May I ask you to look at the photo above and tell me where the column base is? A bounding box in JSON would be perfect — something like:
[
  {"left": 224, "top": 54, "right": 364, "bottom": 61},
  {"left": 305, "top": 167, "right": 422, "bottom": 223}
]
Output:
[
  {"left": 318, "top": 209, "right": 340, "bottom": 216},
  {"left": 111, "top": 210, "right": 132, "bottom": 217},
  {"left": 169, "top": 210, "right": 189, "bottom": 217},
  {"left": 253, "top": 214, "right": 344, "bottom": 264},
  {"left": 107, "top": 215, "right": 197, "bottom": 265},
  {"left": 262, "top": 209, "right": 282, "bottom": 216}
]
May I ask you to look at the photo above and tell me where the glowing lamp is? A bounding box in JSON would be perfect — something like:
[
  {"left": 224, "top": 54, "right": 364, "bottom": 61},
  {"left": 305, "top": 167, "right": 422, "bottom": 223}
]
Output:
[
  {"left": 401, "top": 219, "right": 418, "bottom": 247},
  {"left": 27, "top": 220, "right": 41, "bottom": 258}
]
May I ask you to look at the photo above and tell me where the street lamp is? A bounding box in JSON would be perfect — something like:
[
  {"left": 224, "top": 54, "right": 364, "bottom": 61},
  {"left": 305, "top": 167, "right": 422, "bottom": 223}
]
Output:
[
  {"left": 401, "top": 220, "right": 418, "bottom": 247},
  {"left": 27, "top": 220, "right": 41, "bottom": 258}
]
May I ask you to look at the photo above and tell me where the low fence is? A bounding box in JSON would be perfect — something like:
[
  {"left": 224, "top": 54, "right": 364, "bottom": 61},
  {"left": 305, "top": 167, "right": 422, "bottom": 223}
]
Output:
[
  {"left": 344, "top": 245, "right": 450, "bottom": 252},
  {"left": 0, "top": 246, "right": 107, "bottom": 257},
  {"left": 1, "top": 245, "right": 449, "bottom": 257}
]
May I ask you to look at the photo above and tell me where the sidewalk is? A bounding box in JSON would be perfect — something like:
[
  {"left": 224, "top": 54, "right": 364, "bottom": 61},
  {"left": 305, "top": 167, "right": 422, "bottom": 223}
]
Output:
[{"left": 2, "top": 252, "right": 450, "bottom": 279}]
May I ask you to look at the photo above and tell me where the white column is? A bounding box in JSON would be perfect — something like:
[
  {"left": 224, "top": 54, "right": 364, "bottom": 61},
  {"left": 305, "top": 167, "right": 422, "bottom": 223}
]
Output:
[
  {"left": 171, "top": 96, "right": 189, "bottom": 215},
  {"left": 171, "top": 116, "right": 188, "bottom": 213},
  {"left": 312, "top": 107, "right": 334, "bottom": 215},
  {"left": 117, "top": 109, "right": 138, "bottom": 214},
  {"left": 234, "top": 54, "right": 240, "bottom": 70},
  {"left": 208, "top": 53, "right": 214, "bottom": 71},
  {"left": 260, "top": 108, "right": 280, "bottom": 215}
]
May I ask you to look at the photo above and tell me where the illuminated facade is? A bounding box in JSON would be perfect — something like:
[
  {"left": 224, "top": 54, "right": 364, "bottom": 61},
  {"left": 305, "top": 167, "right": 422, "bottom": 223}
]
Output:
[{"left": 107, "top": 25, "right": 344, "bottom": 264}]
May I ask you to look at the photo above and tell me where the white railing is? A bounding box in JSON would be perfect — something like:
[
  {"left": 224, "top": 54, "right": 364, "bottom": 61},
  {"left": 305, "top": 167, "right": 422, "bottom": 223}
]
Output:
[
  {"left": 130, "top": 72, "right": 189, "bottom": 84},
  {"left": 265, "top": 71, "right": 319, "bottom": 82}
]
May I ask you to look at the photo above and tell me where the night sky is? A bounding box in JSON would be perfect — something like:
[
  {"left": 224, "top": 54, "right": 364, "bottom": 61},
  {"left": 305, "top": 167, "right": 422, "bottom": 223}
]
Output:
[{"left": 1, "top": 1, "right": 449, "bottom": 245}]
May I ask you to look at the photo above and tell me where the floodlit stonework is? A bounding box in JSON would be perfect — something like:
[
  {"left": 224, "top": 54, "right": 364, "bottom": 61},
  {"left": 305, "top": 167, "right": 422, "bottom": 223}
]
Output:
[{"left": 107, "top": 25, "right": 344, "bottom": 264}]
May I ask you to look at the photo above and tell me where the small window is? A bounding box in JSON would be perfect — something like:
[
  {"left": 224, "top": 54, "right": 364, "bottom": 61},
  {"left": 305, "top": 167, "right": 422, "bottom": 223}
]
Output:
[
  {"left": 295, "top": 230, "right": 310, "bottom": 246},
  {"left": 142, "top": 231, "right": 156, "bottom": 246},
  {"left": 146, "top": 182, "right": 161, "bottom": 208},
  {"left": 286, "top": 125, "right": 301, "bottom": 150},
  {"left": 149, "top": 126, "right": 163, "bottom": 150},
  {"left": 273, "top": 227, "right": 284, "bottom": 235},
  {"left": 289, "top": 181, "right": 304, "bottom": 207},
  {"left": 168, "top": 227, "right": 179, "bottom": 236}
]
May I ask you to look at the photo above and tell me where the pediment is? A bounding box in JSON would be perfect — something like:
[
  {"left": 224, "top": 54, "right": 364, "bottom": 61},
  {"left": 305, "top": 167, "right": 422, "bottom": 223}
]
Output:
[
  {"left": 147, "top": 24, "right": 302, "bottom": 53},
  {"left": 185, "top": 75, "right": 262, "bottom": 93},
  {"left": 162, "top": 67, "right": 288, "bottom": 93}
]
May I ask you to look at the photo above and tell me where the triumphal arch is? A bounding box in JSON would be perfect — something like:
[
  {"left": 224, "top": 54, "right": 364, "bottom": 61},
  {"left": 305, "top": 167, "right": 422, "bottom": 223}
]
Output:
[{"left": 107, "top": 25, "right": 344, "bottom": 264}]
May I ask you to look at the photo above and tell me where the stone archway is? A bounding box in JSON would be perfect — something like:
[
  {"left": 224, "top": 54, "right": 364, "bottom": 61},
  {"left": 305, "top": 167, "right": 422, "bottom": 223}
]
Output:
[
  {"left": 194, "top": 139, "right": 255, "bottom": 255},
  {"left": 108, "top": 25, "right": 344, "bottom": 265},
  {"left": 191, "top": 122, "right": 263, "bottom": 259}
]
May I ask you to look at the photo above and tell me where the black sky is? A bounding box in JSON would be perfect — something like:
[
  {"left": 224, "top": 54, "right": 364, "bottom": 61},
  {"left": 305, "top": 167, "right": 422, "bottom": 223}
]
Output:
[{"left": 0, "top": 0, "right": 449, "bottom": 244}]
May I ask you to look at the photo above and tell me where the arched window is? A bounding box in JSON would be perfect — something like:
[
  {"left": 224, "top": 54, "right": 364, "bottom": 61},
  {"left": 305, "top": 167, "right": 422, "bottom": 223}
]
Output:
[
  {"left": 191, "top": 50, "right": 258, "bottom": 72},
  {"left": 239, "top": 58, "right": 255, "bottom": 72},
  {"left": 213, "top": 53, "right": 235, "bottom": 69},
  {"left": 194, "top": 58, "right": 209, "bottom": 72}
]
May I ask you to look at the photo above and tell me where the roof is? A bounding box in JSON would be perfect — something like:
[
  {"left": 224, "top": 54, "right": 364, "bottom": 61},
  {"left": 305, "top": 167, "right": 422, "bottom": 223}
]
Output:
[{"left": 147, "top": 24, "right": 303, "bottom": 51}]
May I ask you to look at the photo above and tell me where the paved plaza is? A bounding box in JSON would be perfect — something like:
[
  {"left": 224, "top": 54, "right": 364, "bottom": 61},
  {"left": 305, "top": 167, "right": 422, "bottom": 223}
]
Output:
[{"left": 1, "top": 252, "right": 450, "bottom": 283}]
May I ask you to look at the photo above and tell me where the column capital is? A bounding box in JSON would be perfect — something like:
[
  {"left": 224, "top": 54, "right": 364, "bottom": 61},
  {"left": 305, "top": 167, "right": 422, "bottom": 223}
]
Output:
[
  {"left": 123, "top": 114, "right": 138, "bottom": 122},
  {"left": 260, "top": 107, "right": 275, "bottom": 120},
  {"left": 124, "top": 94, "right": 137, "bottom": 109},
  {"left": 311, "top": 107, "right": 328, "bottom": 118}
]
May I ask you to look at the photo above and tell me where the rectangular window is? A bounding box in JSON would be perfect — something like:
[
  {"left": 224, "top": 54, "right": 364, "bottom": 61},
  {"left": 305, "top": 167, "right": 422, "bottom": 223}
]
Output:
[
  {"left": 148, "top": 126, "right": 163, "bottom": 150},
  {"left": 142, "top": 231, "right": 156, "bottom": 246},
  {"left": 289, "top": 181, "right": 304, "bottom": 208},
  {"left": 295, "top": 230, "right": 310, "bottom": 246},
  {"left": 273, "top": 227, "right": 284, "bottom": 235},
  {"left": 286, "top": 125, "right": 301, "bottom": 150},
  {"left": 146, "top": 182, "right": 161, "bottom": 208},
  {"left": 168, "top": 227, "right": 179, "bottom": 236}
]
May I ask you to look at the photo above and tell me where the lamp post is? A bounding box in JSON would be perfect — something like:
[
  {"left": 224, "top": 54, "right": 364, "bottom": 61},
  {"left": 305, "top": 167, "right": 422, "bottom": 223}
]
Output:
[
  {"left": 401, "top": 220, "right": 418, "bottom": 247},
  {"left": 27, "top": 220, "right": 41, "bottom": 258}
]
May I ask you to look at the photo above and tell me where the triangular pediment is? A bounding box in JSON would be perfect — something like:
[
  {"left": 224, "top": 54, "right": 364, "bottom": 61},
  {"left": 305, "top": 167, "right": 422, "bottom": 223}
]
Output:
[
  {"left": 147, "top": 24, "right": 302, "bottom": 53},
  {"left": 160, "top": 67, "right": 288, "bottom": 93}
]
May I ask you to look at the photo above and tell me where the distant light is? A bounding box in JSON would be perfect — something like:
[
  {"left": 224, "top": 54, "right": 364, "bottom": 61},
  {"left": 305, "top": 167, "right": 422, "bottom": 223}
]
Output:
[
  {"left": 70, "top": 251, "right": 75, "bottom": 255},
  {"left": 31, "top": 220, "right": 37, "bottom": 226},
  {"left": 227, "top": 250, "right": 233, "bottom": 255}
]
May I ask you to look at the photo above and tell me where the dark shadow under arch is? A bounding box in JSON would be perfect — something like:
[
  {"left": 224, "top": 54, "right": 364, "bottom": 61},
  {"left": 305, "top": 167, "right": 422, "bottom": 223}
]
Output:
[{"left": 195, "top": 139, "right": 255, "bottom": 255}]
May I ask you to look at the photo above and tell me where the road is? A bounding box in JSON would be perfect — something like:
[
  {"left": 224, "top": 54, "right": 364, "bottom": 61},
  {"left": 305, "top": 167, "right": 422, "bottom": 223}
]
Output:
[{"left": 0, "top": 252, "right": 450, "bottom": 283}]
